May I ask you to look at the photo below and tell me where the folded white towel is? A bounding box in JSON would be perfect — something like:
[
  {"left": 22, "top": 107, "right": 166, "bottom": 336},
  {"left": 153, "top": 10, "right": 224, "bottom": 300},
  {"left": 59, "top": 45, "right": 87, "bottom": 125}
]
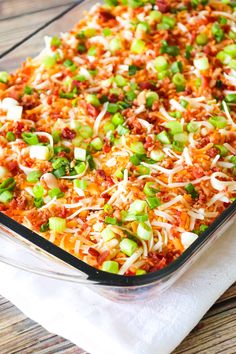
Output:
[{"left": 0, "top": 223, "right": 235, "bottom": 354}]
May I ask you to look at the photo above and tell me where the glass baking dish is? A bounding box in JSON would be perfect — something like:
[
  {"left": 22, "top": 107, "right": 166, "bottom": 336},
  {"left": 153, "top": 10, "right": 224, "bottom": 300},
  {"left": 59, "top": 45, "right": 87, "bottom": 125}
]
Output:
[{"left": 0, "top": 1, "right": 235, "bottom": 302}]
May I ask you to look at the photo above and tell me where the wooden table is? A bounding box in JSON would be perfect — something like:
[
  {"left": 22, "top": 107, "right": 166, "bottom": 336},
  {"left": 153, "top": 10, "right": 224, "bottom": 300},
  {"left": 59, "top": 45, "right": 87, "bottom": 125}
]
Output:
[{"left": 0, "top": 1, "right": 235, "bottom": 353}]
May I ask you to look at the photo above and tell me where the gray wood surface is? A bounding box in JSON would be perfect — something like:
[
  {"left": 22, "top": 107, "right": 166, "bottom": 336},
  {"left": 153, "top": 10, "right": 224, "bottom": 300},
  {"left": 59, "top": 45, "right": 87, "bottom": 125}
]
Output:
[{"left": 0, "top": 1, "right": 235, "bottom": 353}]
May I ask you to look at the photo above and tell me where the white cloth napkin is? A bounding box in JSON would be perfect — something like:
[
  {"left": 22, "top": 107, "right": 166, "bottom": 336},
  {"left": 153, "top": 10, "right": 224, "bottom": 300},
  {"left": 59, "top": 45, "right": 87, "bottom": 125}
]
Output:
[{"left": 0, "top": 222, "right": 235, "bottom": 354}]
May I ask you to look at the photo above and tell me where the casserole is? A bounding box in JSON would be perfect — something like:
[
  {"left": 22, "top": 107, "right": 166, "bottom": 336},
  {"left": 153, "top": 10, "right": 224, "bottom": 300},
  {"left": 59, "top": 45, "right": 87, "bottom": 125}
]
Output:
[{"left": 0, "top": 0, "right": 235, "bottom": 301}]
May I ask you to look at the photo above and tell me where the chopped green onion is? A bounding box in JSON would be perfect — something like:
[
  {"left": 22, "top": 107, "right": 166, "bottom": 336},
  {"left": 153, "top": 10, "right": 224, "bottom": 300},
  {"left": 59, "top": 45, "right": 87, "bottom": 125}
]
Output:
[
  {"left": 225, "top": 94, "right": 236, "bottom": 103},
  {"left": 0, "top": 177, "right": 16, "bottom": 193},
  {"left": 102, "top": 261, "right": 119, "bottom": 274},
  {"left": 104, "top": 0, "right": 118, "bottom": 6},
  {"left": 161, "top": 15, "right": 176, "bottom": 29},
  {"left": 104, "top": 216, "right": 118, "bottom": 225},
  {"left": 130, "top": 142, "right": 146, "bottom": 155},
  {"left": 34, "top": 197, "right": 44, "bottom": 208},
  {"left": 157, "top": 131, "right": 171, "bottom": 145},
  {"left": 103, "top": 204, "right": 113, "bottom": 213},
  {"left": 42, "top": 55, "right": 56, "bottom": 68},
  {"left": 90, "top": 137, "right": 103, "bottom": 151},
  {"left": 128, "top": 65, "right": 138, "bottom": 76},
  {"left": 229, "top": 59, "right": 236, "bottom": 70},
  {"left": 170, "top": 61, "right": 183, "bottom": 74},
  {"left": 146, "top": 92, "right": 159, "bottom": 108},
  {"left": 103, "top": 27, "right": 111, "bottom": 36},
  {"left": 129, "top": 199, "right": 146, "bottom": 215},
  {"left": 84, "top": 28, "right": 96, "bottom": 38},
  {"left": 180, "top": 99, "right": 189, "bottom": 108},
  {"left": 79, "top": 125, "right": 93, "bottom": 138},
  {"left": 112, "top": 112, "right": 124, "bottom": 126},
  {"left": 109, "top": 38, "right": 122, "bottom": 52},
  {"left": 114, "top": 75, "right": 127, "bottom": 87},
  {"left": 22, "top": 132, "right": 39, "bottom": 145},
  {"left": 101, "top": 227, "right": 115, "bottom": 242},
  {"left": 0, "top": 71, "right": 9, "bottom": 84},
  {"left": 172, "top": 73, "right": 186, "bottom": 91},
  {"left": 86, "top": 94, "right": 100, "bottom": 107},
  {"left": 158, "top": 70, "right": 169, "bottom": 80},
  {"left": 154, "top": 56, "right": 168, "bottom": 72},
  {"left": 104, "top": 121, "right": 115, "bottom": 133},
  {"left": 209, "top": 116, "right": 227, "bottom": 128},
  {"left": 149, "top": 10, "right": 162, "bottom": 23},
  {"left": 215, "top": 144, "right": 228, "bottom": 157},
  {"left": 48, "top": 188, "right": 64, "bottom": 199},
  {"left": 107, "top": 103, "right": 119, "bottom": 113},
  {"left": 51, "top": 36, "right": 61, "bottom": 47},
  {"left": 185, "top": 183, "right": 199, "bottom": 199},
  {"left": 52, "top": 130, "right": 61, "bottom": 143},
  {"left": 137, "top": 165, "right": 150, "bottom": 175},
  {"left": 230, "top": 156, "right": 236, "bottom": 166},
  {"left": 150, "top": 149, "right": 164, "bottom": 161},
  {"left": 24, "top": 86, "right": 33, "bottom": 95},
  {"left": 224, "top": 44, "right": 236, "bottom": 58},
  {"left": 229, "top": 30, "right": 236, "bottom": 40},
  {"left": 196, "top": 33, "right": 208, "bottom": 45},
  {"left": 173, "top": 132, "right": 188, "bottom": 143},
  {"left": 143, "top": 182, "right": 159, "bottom": 197},
  {"left": 166, "top": 121, "right": 183, "bottom": 135},
  {"left": 40, "top": 222, "right": 49, "bottom": 232},
  {"left": 87, "top": 46, "right": 97, "bottom": 56},
  {"left": 73, "top": 179, "right": 87, "bottom": 190},
  {"left": 146, "top": 196, "right": 161, "bottom": 209},
  {"left": 212, "top": 22, "right": 224, "bottom": 42},
  {"left": 33, "top": 184, "right": 44, "bottom": 198},
  {"left": 194, "top": 57, "right": 209, "bottom": 71},
  {"left": 117, "top": 125, "right": 130, "bottom": 136},
  {"left": 49, "top": 217, "right": 66, "bottom": 232},
  {"left": 0, "top": 190, "right": 13, "bottom": 204},
  {"left": 160, "top": 41, "right": 180, "bottom": 56},
  {"left": 74, "top": 161, "right": 86, "bottom": 174},
  {"left": 53, "top": 166, "right": 66, "bottom": 178},
  {"left": 187, "top": 122, "right": 199, "bottom": 133},
  {"left": 136, "top": 269, "right": 146, "bottom": 275},
  {"left": 120, "top": 238, "right": 138, "bottom": 256},
  {"left": 185, "top": 45, "right": 193, "bottom": 60},
  {"left": 52, "top": 157, "right": 69, "bottom": 170},
  {"left": 131, "top": 39, "right": 146, "bottom": 54},
  {"left": 137, "top": 222, "right": 153, "bottom": 240},
  {"left": 77, "top": 43, "right": 87, "bottom": 53},
  {"left": 216, "top": 51, "right": 231, "bottom": 64},
  {"left": 6, "top": 132, "right": 16, "bottom": 141},
  {"left": 27, "top": 170, "right": 42, "bottom": 183},
  {"left": 59, "top": 91, "right": 76, "bottom": 99},
  {"left": 74, "top": 147, "right": 87, "bottom": 161},
  {"left": 130, "top": 154, "right": 141, "bottom": 166}
]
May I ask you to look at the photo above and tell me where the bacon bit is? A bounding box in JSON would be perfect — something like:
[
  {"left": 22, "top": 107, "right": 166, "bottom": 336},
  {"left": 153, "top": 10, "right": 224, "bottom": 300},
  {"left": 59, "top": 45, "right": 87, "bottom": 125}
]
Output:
[
  {"left": 138, "top": 81, "right": 156, "bottom": 91},
  {"left": 15, "top": 122, "right": 25, "bottom": 137},
  {"left": 103, "top": 143, "right": 111, "bottom": 153},
  {"left": 156, "top": 0, "right": 169, "bottom": 13},
  {"left": 192, "top": 165, "right": 205, "bottom": 179},
  {"left": 207, "top": 147, "right": 219, "bottom": 158},
  {"left": 144, "top": 136, "right": 154, "bottom": 149},
  {"left": 99, "top": 10, "right": 115, "bottom": 21},
  {"left": 62, "top": 127, "right": 76, "bottom": 139},
  {"left": 196, "top": 136, "right": 210, "bottom": 149},
  {"left": 88, "top": 247, "right": 100, "bottom": 257},
  {"left": 108, "top": 93, "right": 118, "bottom": 103},
  {"left": 97, "top": 169, "right": 106, "bottom": 179},
  {"left": 87, "top": 103, "right": 99, "bottom": 117},
  {"left": 97, "top": 250, "right": 109, "bottom": 265},
  {"left": 6, "top": 160, "right": 18, "bottom": 174}
]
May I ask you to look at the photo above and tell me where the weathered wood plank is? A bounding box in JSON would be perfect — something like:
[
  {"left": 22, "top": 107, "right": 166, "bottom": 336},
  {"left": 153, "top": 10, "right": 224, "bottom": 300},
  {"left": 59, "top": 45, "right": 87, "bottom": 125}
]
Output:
[
  {"left": 174, "top": 306, "right": 236, "bottom": 354},
  {"left": 0, "top": 5, "right": 73, "bottom": 54},
  {"left": 0, "top": 0, "right": 75, "bottom": 19}
]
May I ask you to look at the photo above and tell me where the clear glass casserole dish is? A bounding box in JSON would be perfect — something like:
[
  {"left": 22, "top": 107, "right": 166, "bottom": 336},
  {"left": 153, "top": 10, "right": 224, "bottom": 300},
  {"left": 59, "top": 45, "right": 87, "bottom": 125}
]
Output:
[{"left": 0, "top": 1, "right": 235, "bottom": 302}]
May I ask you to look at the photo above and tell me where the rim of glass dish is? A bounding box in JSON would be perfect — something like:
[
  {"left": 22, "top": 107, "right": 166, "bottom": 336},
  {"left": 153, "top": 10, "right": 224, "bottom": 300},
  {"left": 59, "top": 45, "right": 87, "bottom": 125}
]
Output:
[{"left": 0, "top": 1, "right": 235, "bottom": 287}]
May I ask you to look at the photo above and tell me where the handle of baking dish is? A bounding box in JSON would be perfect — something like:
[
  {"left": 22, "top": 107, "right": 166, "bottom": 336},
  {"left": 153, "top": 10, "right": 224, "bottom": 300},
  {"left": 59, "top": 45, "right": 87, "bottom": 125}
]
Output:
[{"left": 0, "top": 223, "right": 97, "bottom": 285}]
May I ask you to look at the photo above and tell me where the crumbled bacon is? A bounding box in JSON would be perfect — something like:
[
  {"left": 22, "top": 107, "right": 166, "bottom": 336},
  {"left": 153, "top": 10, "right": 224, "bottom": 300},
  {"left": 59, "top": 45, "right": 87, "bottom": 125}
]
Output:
[{"left": 62, "top": 127, "right": 76, "bottom": 139}]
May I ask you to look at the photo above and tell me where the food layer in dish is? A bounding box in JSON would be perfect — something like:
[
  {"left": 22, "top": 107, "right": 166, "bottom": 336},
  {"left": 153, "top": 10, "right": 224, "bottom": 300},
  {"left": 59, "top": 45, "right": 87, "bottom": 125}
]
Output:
[{"left": 0, "top": 0, "right": 235, "bottom": 276}]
